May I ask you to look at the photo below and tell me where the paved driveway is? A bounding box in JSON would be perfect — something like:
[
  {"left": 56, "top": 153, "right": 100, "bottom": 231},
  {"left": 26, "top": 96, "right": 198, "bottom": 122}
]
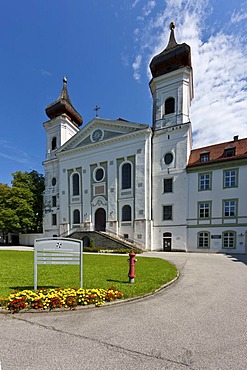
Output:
[{"left": 0, "top": 252, "right": 247, "bottom": 370}]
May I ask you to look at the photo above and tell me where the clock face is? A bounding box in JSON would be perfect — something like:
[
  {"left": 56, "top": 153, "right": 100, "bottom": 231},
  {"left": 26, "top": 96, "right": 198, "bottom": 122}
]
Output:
[{"left": 91, "top": 129, "right": 103, "bottom": 142}]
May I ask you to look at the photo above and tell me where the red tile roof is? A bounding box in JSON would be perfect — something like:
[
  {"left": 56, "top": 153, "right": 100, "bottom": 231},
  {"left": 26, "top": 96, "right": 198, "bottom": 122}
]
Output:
[{"left": 188, "top": 136, "right": 247, "bottom": 168}]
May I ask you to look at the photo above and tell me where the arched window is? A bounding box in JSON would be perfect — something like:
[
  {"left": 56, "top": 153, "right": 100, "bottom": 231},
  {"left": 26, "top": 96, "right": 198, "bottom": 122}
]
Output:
[
  {"left": 73, "top": 209, "right": 80, "bottom": 224},
  {"left": 72, "top": 173, "right": 80, "bottom": 196},
  {"left": 51, "top": 137, "right": 57, "bottom": 150},
  {"left": 198, "top": 232, "right": 210, "bottom": 249},
  {"left": 121, "top": 163, "right": 131, "bottom": 190},
  {"left": 122, "top": 205, "right": 131, "bottom": 221},
  {"left": 165, "top": 97, "right": 175, "bottom": 115}
]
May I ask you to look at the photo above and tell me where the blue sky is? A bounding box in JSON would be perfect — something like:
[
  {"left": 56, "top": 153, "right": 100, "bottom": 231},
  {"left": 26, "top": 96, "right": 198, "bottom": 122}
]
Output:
[{"left": 0, "top": 0, "right": 246, "bottom": 185}]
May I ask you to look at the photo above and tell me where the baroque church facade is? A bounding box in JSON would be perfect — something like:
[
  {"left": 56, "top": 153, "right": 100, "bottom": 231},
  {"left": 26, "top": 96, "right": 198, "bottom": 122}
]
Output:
[{"left": 43, "top": 24, "right": 247, "bottom": 253}]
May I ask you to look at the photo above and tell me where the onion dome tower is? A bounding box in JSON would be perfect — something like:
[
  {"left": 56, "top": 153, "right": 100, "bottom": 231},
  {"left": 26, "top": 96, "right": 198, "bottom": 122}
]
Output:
[
  {"left": 149, "top": 22, "right": 194, "bottom": 129},
  {"left": 43, "top": 77, "right": 82, "bottom": 159},
  {"left": 150, "top": 21, "right": 192, "bottom": 78},
  {"left": 45, "top": 77, "right": 82, "bottom": 127},
  {"left": 150, "top": 23, "right": 194, "bottom": 252}
]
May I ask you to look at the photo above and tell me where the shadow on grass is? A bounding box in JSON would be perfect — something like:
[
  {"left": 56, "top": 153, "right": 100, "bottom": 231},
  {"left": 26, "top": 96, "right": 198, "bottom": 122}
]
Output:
[
  {"left": 107, "top": 279, "right": 130, "bottom": 284},
  {"left": 10, "top": 286, "right": 58, "bottom": 291}
]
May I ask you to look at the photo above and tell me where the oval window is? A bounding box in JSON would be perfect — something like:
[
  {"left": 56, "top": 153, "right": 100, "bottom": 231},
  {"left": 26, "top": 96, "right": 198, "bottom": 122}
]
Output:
[
  {"left": 52, "top": 177, "right": 56, "bottom": 186},
  {"left": 95, "top": 168, "right": 104, "bottom": 182},
  {"left": 164, "top": 153, "right": 173, "bottom": 165}
]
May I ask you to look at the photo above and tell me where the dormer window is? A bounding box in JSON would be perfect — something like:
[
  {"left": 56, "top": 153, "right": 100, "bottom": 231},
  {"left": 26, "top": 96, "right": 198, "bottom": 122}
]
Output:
[
  {"left": 224, "top": 146, "right": 235, "bottom": 157},
  {"left": 165, "top": 97, "right": 175, "bottom": 115},
  {"left": 200, "top": 151, "right": 210, "bottom": 162}
]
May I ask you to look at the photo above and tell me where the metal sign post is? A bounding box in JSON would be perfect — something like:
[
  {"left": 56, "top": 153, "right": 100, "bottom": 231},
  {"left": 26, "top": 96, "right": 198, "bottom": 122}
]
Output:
[{"left": 34, "top": 238, "right": 83, "bottom": 290}]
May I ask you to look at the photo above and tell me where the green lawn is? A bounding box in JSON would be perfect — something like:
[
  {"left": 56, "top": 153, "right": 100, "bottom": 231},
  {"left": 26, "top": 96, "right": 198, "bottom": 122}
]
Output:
[{"left": 0, "top": 251, "right": 177, "bottom": 299}]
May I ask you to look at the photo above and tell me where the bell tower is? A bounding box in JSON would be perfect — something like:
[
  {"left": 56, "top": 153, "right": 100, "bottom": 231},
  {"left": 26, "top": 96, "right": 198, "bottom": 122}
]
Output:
[
  {"left": 43, "top": 77, "right": 83, "bottom": 161},
  {"left": 149, "top": 22, "right": 193, "bottom": 130},
  {"left": 43, "top": 78, "right": 82, "bottom": 237},
  {"left": 150, "top": 23, "right": 194, "bottom": 252}
]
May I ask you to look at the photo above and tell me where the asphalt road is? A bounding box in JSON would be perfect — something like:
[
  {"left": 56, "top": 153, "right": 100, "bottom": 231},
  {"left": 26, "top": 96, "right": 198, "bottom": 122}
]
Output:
[{"left": 0, "top": 252, "right": 247, "bottom": 370}]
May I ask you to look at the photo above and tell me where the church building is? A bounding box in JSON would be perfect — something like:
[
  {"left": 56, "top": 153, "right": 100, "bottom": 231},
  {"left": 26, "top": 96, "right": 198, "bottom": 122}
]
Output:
[{"left": 42, "top": 23, "right": 247, "bottom": 253}]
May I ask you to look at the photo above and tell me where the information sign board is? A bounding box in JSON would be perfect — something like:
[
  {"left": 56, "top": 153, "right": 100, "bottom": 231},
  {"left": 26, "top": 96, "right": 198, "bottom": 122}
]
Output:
[
  {"left": 211, "top": 235, "right": 222, "bottom": 239},
  {"left": 34, "top": 238, "right": 83, "bottom": 290}
]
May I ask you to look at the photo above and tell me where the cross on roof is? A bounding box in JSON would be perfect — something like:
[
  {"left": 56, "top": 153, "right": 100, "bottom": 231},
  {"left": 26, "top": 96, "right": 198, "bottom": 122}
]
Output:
[{"left": 94, "top": 105, "right": 100, "bottom": 117}]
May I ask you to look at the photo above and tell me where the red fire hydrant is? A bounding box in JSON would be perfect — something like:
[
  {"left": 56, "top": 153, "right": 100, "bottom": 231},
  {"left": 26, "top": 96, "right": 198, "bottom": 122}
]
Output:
[{"left": 128, "top": 251, "right": 137, "bottom": 283}]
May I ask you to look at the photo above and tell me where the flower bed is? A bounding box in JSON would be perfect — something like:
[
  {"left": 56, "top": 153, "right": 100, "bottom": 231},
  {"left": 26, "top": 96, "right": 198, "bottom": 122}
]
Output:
[{"left": 0, "top": 287, "right": 123, "bottom": 313}]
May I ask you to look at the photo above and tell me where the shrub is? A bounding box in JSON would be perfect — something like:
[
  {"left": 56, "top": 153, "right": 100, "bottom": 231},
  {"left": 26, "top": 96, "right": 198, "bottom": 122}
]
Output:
[
  {"left": 83, "top": 246, "right": 142, "bottom": 254},
  {"left": 89, "top": 238, "right": 95, "bottom": 248}
]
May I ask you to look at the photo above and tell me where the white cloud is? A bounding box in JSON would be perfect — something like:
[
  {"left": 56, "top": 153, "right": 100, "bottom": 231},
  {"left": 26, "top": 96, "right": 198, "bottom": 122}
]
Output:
[
  {"left": 231, "top": 2, "right": 247, "bottom": 23},
  {"left": 121, "top": 52, "right": 129, "bottom": 67},
  {"left": 143, "top": 1, "right": 156, "bottom": 16},
  {"left": 0, "top": 140, "right": 32, "bottom": 165},
  {"left": 41, "top": 69, "right": 52, "bottom": 76},
  {"left": 136, "top": 0, "right": 156, "bottom": 21},
  {"left": 132, "top": 0, "right": 247, "bottom": 148},
  {"left": 191, "top": 31, "right": 247, "bottom": 147},
  {"left": 132, "top": 0, "right": 140, "bottom": 8},
  {"left": 132, "top": 54, "right": 142, "bottom": 81}
]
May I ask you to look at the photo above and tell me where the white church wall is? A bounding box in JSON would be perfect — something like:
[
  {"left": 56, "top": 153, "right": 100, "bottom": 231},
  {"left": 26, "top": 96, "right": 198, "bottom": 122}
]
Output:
[{"left": 47, "top": 128, "right": 152, "bottom": 246}]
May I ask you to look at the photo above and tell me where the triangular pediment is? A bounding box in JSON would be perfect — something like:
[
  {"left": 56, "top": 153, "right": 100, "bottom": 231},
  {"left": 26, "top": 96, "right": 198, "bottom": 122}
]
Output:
[{"left": 57, "top": 117, "right": 150, "bottom": 154}]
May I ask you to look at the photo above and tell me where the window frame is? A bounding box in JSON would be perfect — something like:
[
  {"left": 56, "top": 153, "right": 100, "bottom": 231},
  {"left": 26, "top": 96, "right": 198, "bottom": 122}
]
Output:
[
  {"left": 163, "top": 178, "right": 173, "bottom": 193},
  {"left": 222, "top": 231, "right": 236, "bottom": 249},
  {"left": 198, "top": 172, "right": 212, "bottom": 191},
  {"left": 121, "top": 162, "right": 132, "bottom": 190},
  {"left": 164, "top": 152, "right": 174, "bottom": 165},
  {"left": 52, "top": 195, "right": 57, "bottom": 207},
  {"left": 198, "top": 201, "right": 211, "bottom": 219},
  {"left": 72, "top": 173, "right": 80, "bottom": 196},
  {"left": 224, "top": 147, "right": 236, "bottom": 157},
  {"left": 163, "top": 205, "right": 173, "bottom": 221},
  {"left": 122, "top": 205, "right": 132, "bottom": 222},
  {"left": 164, "top": 97, "right": 175, "bottom": 115},
  {"left": 223, "top": 169, "right": 238, "bottom": 189},
  {"left": 223, "top": 199, "right": 238, "bottom": 218},
  {"left": 73, "top": 209, "right": 80, "bottom": 224},
  {"left": 52, "top": 214, "right": 57, "bottom": 226},
  {"left": 51, "top": 136, "right": 57, "bottom": 150},
  {"left": 200, "top": 153, "right": 210, "bottom": 162},
  {"left": 93, "top": 167, "right": 105, "bottom": 183},
  {"left": 197, "top": 231, "right": 210, "bottom": 249}
]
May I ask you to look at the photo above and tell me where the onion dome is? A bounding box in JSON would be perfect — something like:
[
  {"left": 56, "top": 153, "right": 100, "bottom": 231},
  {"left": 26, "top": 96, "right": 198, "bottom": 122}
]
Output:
[
  {"left": 45, "top": 77, "right": 83, "bottom": 127},
  {"left": 150, "top": 22, "right": 192, "bottom": 78}
]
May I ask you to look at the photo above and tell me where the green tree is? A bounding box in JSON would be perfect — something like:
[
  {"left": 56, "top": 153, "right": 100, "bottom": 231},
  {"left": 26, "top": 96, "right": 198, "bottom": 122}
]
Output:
[
  {"left": 0, "top": 171, "right": 45, "bottom": 236},
  {"left": 28, "top": 170, "right": 45, "bottom": 232},
  {"left": 0, "top": 185, "right": 20, "bottom": 237},
  {"left": 0, "top": 181, "right": 34, "bottom": 234},
  {"left": 12, "top": 170, "right": 45, "bottom": 232}
]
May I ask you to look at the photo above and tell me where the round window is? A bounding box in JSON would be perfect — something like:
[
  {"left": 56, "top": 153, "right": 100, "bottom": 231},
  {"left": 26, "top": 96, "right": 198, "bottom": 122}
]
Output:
[
  {"left": 52, "top": 177, "right": 56, "bottom": 186},
  {"left": 95, "top": 168, "right": 104, "bottom": 182},
  {"left": 164, "top": 153, "right": 173, "bottom": 165}
]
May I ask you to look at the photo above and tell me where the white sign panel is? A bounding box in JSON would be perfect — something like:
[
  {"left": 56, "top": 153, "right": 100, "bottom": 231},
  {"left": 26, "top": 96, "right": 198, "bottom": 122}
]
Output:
[{"left": 34, "top": 238, "right": 83, "bottom": 290}]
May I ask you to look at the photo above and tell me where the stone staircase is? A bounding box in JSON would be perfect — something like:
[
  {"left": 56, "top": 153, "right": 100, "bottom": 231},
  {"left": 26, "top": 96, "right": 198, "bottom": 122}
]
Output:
[{"left": 69, "top": 230, "right": 143, "bottom": 252}]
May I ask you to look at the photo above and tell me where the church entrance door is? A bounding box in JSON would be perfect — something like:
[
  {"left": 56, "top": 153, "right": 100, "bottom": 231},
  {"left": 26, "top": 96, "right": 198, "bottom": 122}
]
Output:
[
  {"left": 163, "top": 232, "right": 172, "bottom": 251},
  {"left": 95, "top": 208, "right": 106, "bottom": 232}
]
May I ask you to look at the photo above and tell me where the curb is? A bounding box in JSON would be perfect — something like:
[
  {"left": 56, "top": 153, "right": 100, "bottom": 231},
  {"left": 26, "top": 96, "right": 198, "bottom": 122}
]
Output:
[{"left": 0, "top": 270, "right": 180, "bottom": 315}]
